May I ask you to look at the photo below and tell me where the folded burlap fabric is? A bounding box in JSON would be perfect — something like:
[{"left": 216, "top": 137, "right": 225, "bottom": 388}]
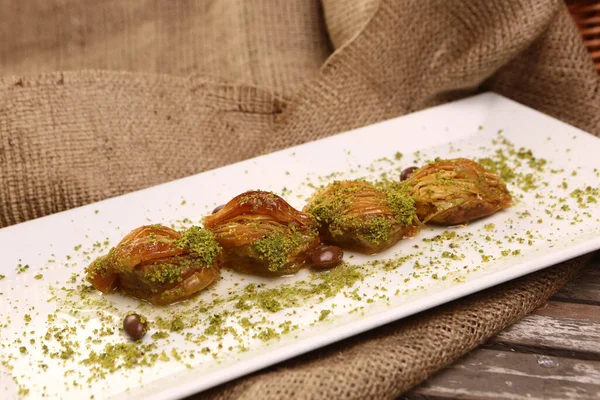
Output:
[{"left": 0, "top": 1, "right": 598, "bottom": 398}]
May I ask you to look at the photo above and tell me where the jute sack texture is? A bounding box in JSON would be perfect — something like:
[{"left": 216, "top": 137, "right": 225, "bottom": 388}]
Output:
[{"left": 0, "top": 0, "right": 598, "bottom": 399}]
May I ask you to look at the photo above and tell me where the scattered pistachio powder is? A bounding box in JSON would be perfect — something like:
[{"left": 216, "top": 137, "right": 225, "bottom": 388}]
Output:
[
  {"left": 16, "top": 263, "right": 30, "bottom": 274},
  {"left": 319, "top": 310, "right": 331, "bottom": 321}
]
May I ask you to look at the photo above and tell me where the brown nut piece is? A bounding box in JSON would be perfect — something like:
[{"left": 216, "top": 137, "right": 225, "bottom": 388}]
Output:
[
  {"left": 311, "top": 246, "right": 344, "bottom": 269},
  {"left": 400, "top": 166, "right": 419, "bottom": 181},
  {"left": 123, "top": 313, "right": 148, "bottom": 340},
  {"left": 212, "top": 204, "right": 225, "bottom": 214}
]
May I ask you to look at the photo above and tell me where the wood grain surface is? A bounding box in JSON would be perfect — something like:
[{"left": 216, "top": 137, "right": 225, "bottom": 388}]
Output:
[{"left": 406, "top": 251, "right": 600, "bottom": 400}]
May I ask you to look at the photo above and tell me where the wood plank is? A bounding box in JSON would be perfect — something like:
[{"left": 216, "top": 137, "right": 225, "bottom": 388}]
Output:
[
  {"left": 552, "top": 254, "right": 600, "bottom": 305},
  {"left": 488, "top": 312, "right": 600, "bottom": 358},
  {"left": 407, "top": 254, "right": 600, "bottom": 399},
  {"left": 404, "top": 349, "right": 600, "bottom": 400},
  {"left": 533, "top": 301, "right": 600, "bottom": 323}
]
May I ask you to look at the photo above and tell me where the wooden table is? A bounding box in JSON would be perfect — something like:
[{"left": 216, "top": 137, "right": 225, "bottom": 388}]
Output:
[{"left": 406, "top": 251, "right": 600, "bottom": 399}]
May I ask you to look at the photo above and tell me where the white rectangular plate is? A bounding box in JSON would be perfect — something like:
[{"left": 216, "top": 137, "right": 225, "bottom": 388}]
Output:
[{"left": 1, "top": 93, "right": 599, "bottom": 399}]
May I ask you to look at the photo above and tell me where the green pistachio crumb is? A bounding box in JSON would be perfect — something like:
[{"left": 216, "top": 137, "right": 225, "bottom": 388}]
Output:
[
  {"left": 319, "top": 310, "right": 331, "bottom": 321},
  {"left": 175, "top": 227, "right": 221, "bottom": 267}
]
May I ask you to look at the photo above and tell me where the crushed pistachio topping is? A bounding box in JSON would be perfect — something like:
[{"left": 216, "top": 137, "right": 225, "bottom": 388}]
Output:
[
  {"left": 144, "top": 262, "right": 189, "bottom": 285},
  {"left": 379, "top": 182, "right": 417, "bottom": 226},
  {"left": 175, "top": 226, "right": 221, "bottom": 266},
  {"left": 252, "top": 230, "right": 303, "bottom": 272}
]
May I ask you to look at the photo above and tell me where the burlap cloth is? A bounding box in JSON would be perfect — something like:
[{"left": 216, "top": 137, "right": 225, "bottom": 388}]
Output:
[{"left": 1, "top": 1, "right": 598, "bottom": 398}]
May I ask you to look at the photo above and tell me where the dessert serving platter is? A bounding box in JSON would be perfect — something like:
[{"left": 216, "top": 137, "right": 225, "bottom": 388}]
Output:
[{"left": 0, "top": 93, "right": 599, "bottom": 399}]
